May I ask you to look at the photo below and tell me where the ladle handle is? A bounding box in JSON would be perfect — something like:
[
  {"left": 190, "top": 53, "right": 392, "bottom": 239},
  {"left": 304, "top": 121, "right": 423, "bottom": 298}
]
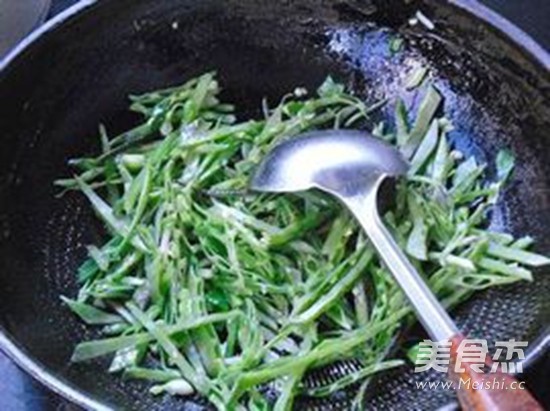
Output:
[
  {"left": 342, "top": 185, "right": 543, "bottom": 410},
  {"left": 343, "top": 189, "right": 458, "bottom": 342},
  {"left": 448, "top": 334, "right": 543, "bottom": 410}
]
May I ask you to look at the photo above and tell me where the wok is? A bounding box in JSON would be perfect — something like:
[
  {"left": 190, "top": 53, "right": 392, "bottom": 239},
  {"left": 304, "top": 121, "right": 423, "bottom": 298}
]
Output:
[{"left": 0, "top": 0, "right": 549, "bottom": 409}]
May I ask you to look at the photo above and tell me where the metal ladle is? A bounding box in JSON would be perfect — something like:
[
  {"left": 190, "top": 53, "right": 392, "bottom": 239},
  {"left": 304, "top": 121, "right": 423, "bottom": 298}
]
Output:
[{"left": 250, "top": 129, "right": 542, "bottom": 411}]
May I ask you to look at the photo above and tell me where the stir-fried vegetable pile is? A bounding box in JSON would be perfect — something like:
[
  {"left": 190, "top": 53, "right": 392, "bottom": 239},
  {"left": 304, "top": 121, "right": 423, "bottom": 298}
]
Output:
[{"left": 56, "top": 73, "right": 549, "bottom": 410}]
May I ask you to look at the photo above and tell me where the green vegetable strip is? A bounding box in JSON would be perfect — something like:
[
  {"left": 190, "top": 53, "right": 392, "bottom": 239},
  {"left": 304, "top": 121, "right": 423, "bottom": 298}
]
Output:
[
  {"left": 408, "top": 120, "right": 439, "bottom": 176},
  {"left": 61, "top": 297, "right": 122, "bottom": 325},
  {"left": 402, "top": 85, "right": 442, "bottom": 158},
  {"left": 289, "top": 250, "right": 374, "bottom": 325},
  {"left": 75, "top": 176, "right": 147, "bottom": 252},
  {"left": 405, "top": 66, "right": 429, "bottom": 90},
  {"left": 487, "top": 243, "right": 550, "bottom": 266},
  {"left": 300, "top": 359, "right": 404, "bottom": 397},
  {"left": 126, "top": 303, "right": 211, "bottom": 394},
  {"left": 124, "top": 367, "right": 181, "bottom": 383}
]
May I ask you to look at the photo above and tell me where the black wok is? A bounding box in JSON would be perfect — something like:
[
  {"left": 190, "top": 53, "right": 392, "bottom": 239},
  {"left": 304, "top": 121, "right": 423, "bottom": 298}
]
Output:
[{"left": 0, "top": 0, "right": 549, "bottom": 409}]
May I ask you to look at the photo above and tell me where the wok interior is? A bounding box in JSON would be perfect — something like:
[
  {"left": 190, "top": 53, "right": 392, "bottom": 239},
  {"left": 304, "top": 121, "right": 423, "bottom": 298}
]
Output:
[{"left": 0, "top": 0, "right": 549, "bottom": 409}]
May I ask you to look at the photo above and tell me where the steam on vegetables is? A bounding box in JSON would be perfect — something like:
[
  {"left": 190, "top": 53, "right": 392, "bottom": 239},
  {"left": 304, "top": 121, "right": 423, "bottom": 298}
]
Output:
[{"left": 56, "top": 72, "right": 549, "bottom": 410}]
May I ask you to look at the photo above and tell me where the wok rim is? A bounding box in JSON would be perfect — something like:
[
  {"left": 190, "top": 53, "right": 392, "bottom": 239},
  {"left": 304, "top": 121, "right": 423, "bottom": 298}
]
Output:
[{"left": 0, "top": 0, "right": 548, "bottom": 409}]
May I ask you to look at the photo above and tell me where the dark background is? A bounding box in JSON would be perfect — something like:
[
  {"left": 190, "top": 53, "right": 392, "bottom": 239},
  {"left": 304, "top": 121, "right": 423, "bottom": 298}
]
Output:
[{"left": 0, "top": 0, "right": 549, "bottom": 410}]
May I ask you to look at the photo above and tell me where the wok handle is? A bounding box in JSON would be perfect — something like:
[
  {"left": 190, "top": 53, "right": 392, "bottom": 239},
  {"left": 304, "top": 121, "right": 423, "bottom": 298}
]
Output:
[{"left": 449, "top": 334, "right": 543, "bottom": 410}]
